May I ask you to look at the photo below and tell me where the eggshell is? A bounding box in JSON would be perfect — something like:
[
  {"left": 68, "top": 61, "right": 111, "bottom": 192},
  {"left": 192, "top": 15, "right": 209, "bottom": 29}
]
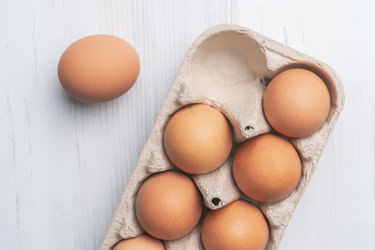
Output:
[
  {"left": 263, "top": 68, "right": 330, "bottom": 138},
  {"left": 135, "top": 171, "right": 202, "bottom": 240},
  {"left": 113, "top": 234, "right": 165, "bottom": 250},
  {"left": 202, "top": 200, "right": 269, "bottom": 250},
  {"left": 58, "top": 34, "right": 140, "bottom": 103},
  {"left": 233, "top": 134, "right": 301, "bottom": 203},
  {"left": 163, "top": 104, "right": 233, "bottom": 174}
]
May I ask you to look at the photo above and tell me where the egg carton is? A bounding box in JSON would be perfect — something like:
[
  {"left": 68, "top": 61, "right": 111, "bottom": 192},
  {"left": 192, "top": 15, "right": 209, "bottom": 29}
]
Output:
[{"left": 101, "top": 24, "right": 345, "bottom": 250}]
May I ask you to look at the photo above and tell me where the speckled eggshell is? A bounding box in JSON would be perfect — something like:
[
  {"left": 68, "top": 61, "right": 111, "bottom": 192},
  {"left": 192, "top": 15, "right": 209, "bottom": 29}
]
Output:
[{"left": 163, "top": 104, "right": 233, "bottom": 174}]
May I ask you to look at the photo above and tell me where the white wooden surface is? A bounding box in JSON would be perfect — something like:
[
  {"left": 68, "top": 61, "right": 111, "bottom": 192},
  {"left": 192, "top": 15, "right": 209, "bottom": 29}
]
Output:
[{"left": 1, "top": 0, "right": 374, "bottom": 249}]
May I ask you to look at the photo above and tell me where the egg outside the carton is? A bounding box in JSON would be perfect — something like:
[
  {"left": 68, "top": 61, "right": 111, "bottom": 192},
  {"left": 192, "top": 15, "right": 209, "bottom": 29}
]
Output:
[{"left": 58, "top": 34, "right": 140, "bottom": 103}]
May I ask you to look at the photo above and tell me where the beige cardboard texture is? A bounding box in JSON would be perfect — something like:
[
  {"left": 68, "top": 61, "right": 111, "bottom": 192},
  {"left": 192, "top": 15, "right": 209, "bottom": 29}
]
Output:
[{"left": 101, "top": 24, "right": 345, "bottom": 250}]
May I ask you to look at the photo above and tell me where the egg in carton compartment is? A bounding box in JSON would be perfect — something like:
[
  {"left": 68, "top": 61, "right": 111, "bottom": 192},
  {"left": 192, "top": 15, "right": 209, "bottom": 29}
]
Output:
[{"left": 101, "top": 24, "right": 345, "bottom": 250}]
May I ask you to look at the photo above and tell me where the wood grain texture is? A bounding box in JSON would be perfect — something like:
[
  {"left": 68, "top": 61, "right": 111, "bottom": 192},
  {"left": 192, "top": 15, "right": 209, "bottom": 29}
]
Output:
[{"left": 0, "top": 0, "right": 374, "bottom": 249}]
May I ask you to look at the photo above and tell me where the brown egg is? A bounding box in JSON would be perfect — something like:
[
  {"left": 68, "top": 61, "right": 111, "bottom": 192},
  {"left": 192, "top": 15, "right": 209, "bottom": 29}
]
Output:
[
  {"left": 58, "top": 34, "right": 140, "bottom": 103},
  {"left": 113, "top": 234, "right": 165, "bottom": 250},
  {"left": 233, "top": 134, "right": 301, "bottom": 203},
  {"left": 135, "top": 171, "right": 202, "bottom": 240},
  {"left": 263, "top": 68, "right": 330, "bottom": 138},
  {"left": 202, "top": 200, "right": 269, "bottom": 250},
  {"left": 163, "top": 104, "right": 233, "bottom": 174}
]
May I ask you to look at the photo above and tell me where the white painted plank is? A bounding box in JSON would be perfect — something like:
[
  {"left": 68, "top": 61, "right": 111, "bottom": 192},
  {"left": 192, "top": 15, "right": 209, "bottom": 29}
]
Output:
[{"left": 0, "top": 0, "right": 374, "bottom": 249}]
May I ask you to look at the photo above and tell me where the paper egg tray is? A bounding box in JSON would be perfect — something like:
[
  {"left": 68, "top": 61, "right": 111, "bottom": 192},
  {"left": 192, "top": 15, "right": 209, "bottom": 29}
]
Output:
[{"left": 101, "top": 24, "right": 345, "bottom": 250}]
